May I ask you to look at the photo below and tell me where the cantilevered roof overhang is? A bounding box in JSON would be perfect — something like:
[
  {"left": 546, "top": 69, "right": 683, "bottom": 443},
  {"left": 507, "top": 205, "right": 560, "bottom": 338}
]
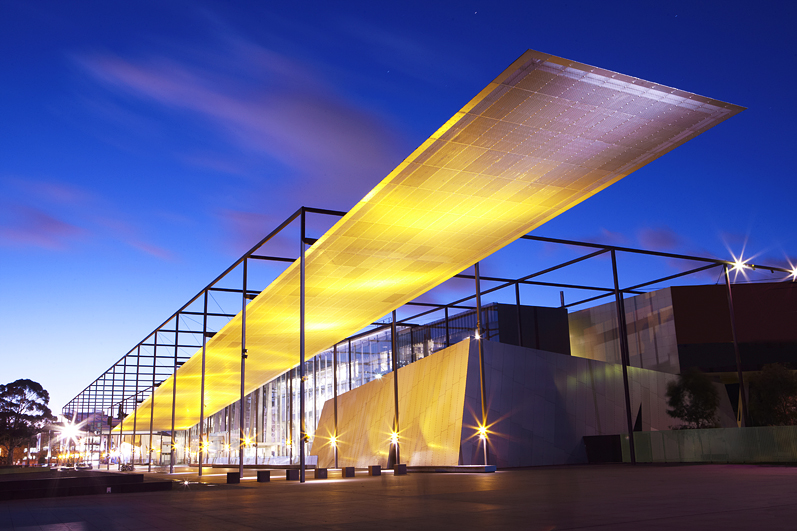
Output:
[{"left": 121, "top": 49, "right": 743, "bottom": 432}]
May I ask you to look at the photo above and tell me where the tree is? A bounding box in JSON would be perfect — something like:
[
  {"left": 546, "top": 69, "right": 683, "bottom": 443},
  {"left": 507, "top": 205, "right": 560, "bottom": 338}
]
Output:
[
  {"left": 0, "top": 379, "right": 55, "bottom": 465},
  {"left": 748, "top": 363, "right": 797, "bottom": 426},
  {"left": 665, "top": 368, "right": 720, "bottom": 429}
]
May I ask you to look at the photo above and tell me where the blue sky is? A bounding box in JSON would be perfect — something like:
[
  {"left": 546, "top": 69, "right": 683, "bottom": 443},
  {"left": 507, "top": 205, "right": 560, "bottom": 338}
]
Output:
[{"left": 2, "top": 0, "right": 795, "bottom": 411}]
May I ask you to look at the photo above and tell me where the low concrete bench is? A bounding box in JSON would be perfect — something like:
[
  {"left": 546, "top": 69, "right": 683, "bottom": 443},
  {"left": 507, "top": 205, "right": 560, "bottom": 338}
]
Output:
[
  {"left": 394, "top": 464, "right": 407, "bottom": 475},
  {"left": 315, "top": 468, "right": 328, "bottom": 479},
  {"left": 227, "top": 472, "right": 240, "bottom": 484},
  {"left": 256, "top": 470, "right": 270, "bottom": 482},
  {"left": 368, "top": 465, "right": 381, "bottom": 476},
  {"left": 342, "top": 467, "right": 355, "bottom": 478},
  {"left": 286, "top": 469, "right": 299, "bottom": 481}
]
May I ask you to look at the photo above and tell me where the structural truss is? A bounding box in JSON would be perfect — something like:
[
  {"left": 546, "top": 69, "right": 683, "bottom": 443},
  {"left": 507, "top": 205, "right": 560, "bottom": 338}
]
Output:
[{"left": 64, "top": 49, "right": 746, "bottom": 434}]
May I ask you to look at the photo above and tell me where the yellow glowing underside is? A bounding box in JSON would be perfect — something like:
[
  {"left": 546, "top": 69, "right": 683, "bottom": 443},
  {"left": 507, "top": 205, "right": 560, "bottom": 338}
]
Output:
[{"left": 120, "top": 49, "right": 743, "bottom": 432}]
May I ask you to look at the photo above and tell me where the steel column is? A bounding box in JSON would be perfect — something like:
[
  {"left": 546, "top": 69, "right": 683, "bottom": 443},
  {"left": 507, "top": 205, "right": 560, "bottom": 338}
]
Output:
[
  {"left": 724, "top": 265, "right": 750, "bottom": 426},
  {"left": 92, "top": 383, "right": 97, "bottom": 463},
  {"left": 119, "top": 356, "right": 127, "bottom": 468},
  {"left": 445, "top": 306, "right": 450, "bottom": 348},
  {"left": 313, "top": 355, "right": 318, "bottom": 427},
  {"left": 148, "top": 331, "right": 157, "bottom": 472},
  {"left": 299, "top": 209, "right": 306, "bottom": 483},
  {"left": 391, "top": 310, "right": 401, "bottom": 466},
  {"left": 239, "top": 258, "right": 248, "bottom": 478},
  {"left": 289, "top": 368, "right": 293, "bottom": 463},
  {"left": 611, "top": 250, "right": 636, "bottom": 465},
  {"left": 474, "top": 262, "right": 488, "bottom": 466},
  {"left": 515, "top": 282, "right": 523, "bottom": 347},
  {"left": 170, "top": 316, "right": 179, "bottom": 473},
  {"left": 132, "top": 347, "right": 140, "bottom": 465},
  {"left": 106, "top": 366, "right": 115, "bottom": 470},
  {"left": 198, "top": 290, "right": 208, "bottom": 476},
  {"left": 348, "top": 339, "right": 353, "bottom": 391},
  {"left": 333, "top": 344, "right": 339, "bottom": 469}
]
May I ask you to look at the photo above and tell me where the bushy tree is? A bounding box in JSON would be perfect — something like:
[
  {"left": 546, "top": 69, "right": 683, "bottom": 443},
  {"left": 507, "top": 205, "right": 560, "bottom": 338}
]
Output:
[
  {"left": 749, "top": 363, "right": 797, "bottom": 426},
  {"left": 666, "top": 368, "right": 720, "bottom": 429},
  {"left": 0, "top": 379, "right": 55, "bottom": 465}
]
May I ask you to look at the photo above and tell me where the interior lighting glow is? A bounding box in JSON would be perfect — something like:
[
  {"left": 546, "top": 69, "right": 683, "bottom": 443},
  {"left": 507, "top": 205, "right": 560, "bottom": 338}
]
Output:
[{"left": 374, "top": 373, "right": 383, "bottom": 380}]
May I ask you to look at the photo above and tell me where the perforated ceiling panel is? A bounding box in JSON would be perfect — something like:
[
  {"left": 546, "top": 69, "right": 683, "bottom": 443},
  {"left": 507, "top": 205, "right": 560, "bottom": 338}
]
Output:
[{"left": 124, "top": 50, "right": 743, "bottom": 432}]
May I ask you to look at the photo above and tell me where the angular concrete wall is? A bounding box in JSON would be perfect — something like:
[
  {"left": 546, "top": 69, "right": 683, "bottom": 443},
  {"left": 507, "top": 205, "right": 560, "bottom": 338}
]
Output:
[
  {"left": 461, "top": 341, "right": 675, "bottom": 467},
  {"left": 312, "top": 338, "right": 735, "bottom": 468}
]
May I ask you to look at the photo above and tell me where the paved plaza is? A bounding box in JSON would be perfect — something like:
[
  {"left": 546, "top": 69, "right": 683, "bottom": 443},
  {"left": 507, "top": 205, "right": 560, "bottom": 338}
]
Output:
[{"left": 3, "top": 464, "right": 797, "bottom": 530}]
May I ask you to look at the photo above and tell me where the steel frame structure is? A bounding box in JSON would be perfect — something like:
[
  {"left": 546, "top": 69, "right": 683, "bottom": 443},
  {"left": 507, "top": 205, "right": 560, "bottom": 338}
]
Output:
[{"left": 63, "top": 206, "right": 795, "bottom": 474}]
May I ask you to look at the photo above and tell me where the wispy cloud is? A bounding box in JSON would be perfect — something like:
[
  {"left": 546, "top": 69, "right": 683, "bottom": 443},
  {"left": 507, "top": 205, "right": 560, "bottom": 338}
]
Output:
[
  {"left": 90, "top": 213, "right": 177, "bottom": 261},
  {"left": 216, "top": 209, "right": 298, "bottom": 257},
  {"left": 579, "top": 228, "right": 628, "bottom": 247},
  {"left": 1, "top": 176, "right": 175, "bottom": 259},
  {"left": 336, "top": 16, "right": 469, "bottom": 85},
  {"left": 0, "top": 204, "right": 87, "bottom": 250},
  {"left": 75, "top": 34, "right": 407, "bottom": 211},
  {"left": 637, "top": 226, "right": 681, "bottom": 250}
]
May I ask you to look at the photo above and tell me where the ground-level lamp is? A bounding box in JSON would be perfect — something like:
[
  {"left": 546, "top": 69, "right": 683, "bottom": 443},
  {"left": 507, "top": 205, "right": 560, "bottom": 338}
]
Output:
[
  {"left": 390, "top": 431, "right": 400, "bottom": 468},
  {"left": 477, "top": 425, "right": 488, "bottom": 466},
  {"left": 330, "top": 435, "right": 338, "bottom": 468}
]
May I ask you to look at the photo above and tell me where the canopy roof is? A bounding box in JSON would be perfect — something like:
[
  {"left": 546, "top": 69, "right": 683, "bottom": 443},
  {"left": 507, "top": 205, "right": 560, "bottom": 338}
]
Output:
[{"left": 120, "top": 49, "right": 743, "bottom": 432}]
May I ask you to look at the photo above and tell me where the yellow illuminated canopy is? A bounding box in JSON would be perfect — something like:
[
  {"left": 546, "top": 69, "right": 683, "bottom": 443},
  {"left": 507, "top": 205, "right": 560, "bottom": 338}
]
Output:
[{"left": 123, "top": 49, "right": 743, "bottom": 431}]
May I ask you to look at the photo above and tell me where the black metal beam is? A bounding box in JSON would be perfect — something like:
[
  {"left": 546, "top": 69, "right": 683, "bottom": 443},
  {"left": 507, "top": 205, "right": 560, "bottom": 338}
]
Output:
[
  {"left": 139, "top": 343, "right": 203, "bottom": 349},
  {"left": 302, "top": 206, "right": 347, "bottom": 217},
  {"left": 521, "top": 234, "right": 793, "bottom": 274},
  {"left": 248, "top": 255, "right": 296, "bottom": 262},
  {"left": 454, "top": 273, "right": 644, "bottom": 295},
  {"left": 403, "top": 301, "right": 475, "bottom": 310},
  {"left": 206, "top": 287, "right": 262, "bottom": 295},
  {"left": 181, "top": 311, "right": 236, "bottom": 318}
]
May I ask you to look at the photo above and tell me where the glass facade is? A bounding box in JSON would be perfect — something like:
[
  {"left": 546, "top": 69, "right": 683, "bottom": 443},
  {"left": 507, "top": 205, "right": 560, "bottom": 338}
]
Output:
[
  {"left": 169, "top": 304, "right": 500, "bottom": 465},
  {"left": 568, "top": 288, "right": 679, "bottom": 374}
]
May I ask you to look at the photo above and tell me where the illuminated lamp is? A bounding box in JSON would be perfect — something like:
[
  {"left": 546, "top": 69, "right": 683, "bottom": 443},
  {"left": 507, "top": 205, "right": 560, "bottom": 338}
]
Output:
[{"left": 732, "top": 258, "right": 747, "bottom": 272}]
